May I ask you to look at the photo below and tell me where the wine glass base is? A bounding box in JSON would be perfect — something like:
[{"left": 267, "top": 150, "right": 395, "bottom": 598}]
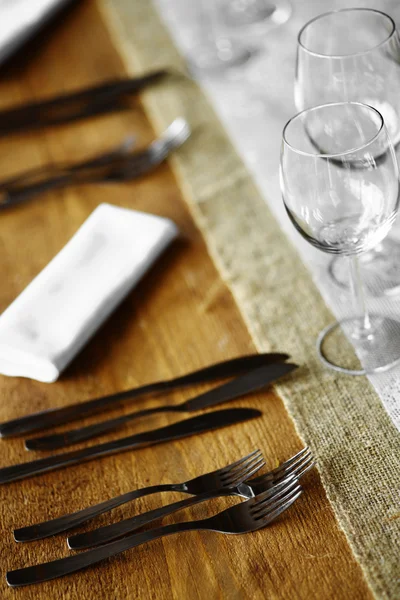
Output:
[
  {"left": 187, "top": 41, "right": 254, "bottom": 74},
  {"left": 328, "top": 237, "right": 400, "bottom": 297},
  {"left": 317, "top": 315, "right": 400, "bottom": 375},
  {"left": 224, "top": 0, "right": 292, "bottom": 29}
]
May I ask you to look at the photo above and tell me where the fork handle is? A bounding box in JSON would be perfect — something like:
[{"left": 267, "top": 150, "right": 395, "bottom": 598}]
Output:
[
  {"left": 7, "top": 521, "right": 207, "bottom": 588},
  {"left": 13, "top": 483, "right": 184, "bottom": 542},
  {"left": 68, "top": 488, "right": 237, "bottom": 549}
]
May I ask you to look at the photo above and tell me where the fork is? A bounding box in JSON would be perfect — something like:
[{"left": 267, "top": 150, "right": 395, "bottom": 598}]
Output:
[
  {"left": 14, "top": 449, "right": 263, "bottom": 542},
  {"left": 67, "top": 452, "right": 313, "bottom": 550},
  {"left": 103, "top": 117, "right": 191, "bottom": 182},
  {"left": 7, "top": 480, "right": 302, "bottom": 587},
  {"left": 0, "top": 118, "right": 190, "bottom": 209},
  {"left": 0, "top": 135, "right": 136, "bottom": 193},
  {"left": 14, "top": 447, "right": 310, "bottom": 543}
]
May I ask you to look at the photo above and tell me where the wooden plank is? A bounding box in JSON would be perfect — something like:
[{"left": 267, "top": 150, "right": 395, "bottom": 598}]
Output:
[{"left": 0, "top": 1, "right": 372, "bottom": 598}]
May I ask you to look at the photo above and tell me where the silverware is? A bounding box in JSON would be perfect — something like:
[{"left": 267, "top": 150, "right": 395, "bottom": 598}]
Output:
[
  {"left": 0, "top": 134, "right": 136, "bottom": 191},
  {"left": 67, "top": 449, "right": 314, "bottom": 550},
  {"left": 26, "top": 362, "right": 297, "bottom": 451},
  {"left": 7, "top": 481, "right": 302, "bottom": 587},
  {"left": 0, "top": 118, "right": 191, "bottom": 209},
  {"left": 0, "top": 353, "right": 288, "bottom": 438},
  {"left": 0, "top": 408, "right": 261, "bottom": 484},
  {"left": 0, "top": 70, "right": 168, "bottom": 135},
  {"left": 103, "top": 117, "right": 191, "bottom": 182},
  {"left": 14, "top": 447, "right": 310, "bottom": 543}
]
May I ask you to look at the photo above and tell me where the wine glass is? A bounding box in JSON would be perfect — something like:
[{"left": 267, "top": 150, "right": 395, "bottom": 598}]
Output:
[
  {"left": 185, "top": 0, "right": 255, "bottom": 74},
  {"left": 220, "top": 0, "right": 292, "bottom": 34},
  {"left": 280, "top": 102, "right": 400, "bottom": 375},
  {"left": 295, "top": 8, "right": 400, "bottom": 297}
]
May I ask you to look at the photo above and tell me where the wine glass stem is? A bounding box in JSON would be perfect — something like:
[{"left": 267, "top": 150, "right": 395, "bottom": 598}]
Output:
[
  {"left": 200, "top": 0, "right": 223, "bottom": 50},
  {"left": 348, "top": 255, "right": 371, "bottom": 335}
]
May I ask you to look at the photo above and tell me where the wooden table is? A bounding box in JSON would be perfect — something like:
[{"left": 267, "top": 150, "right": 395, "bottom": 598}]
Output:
[{"left": 0, "top": 2, "right": 373, "bottom": 598}]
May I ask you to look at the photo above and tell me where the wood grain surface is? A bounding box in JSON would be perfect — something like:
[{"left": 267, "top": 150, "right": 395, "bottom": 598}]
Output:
[{"left": 0, "top": 1, "right": 373, "bottom": 598}]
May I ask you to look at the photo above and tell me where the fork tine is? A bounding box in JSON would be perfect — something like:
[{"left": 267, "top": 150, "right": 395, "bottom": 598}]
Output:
[
  {"left": 292, "top": 458, "right": 315, "bottom": 480},
  {"left": 219, "top": 449, "right": 262, "bottom": 476},
  {"left": 287, "top": 454, "right": 314, "bottom": 479},
  {"left": 253, "top": 484, "right": 302, "bottom": 516},
  {"left": 249, "top": 447, "right": 310, "bottom": 484},
  {"left": 251, "top": 482, "right": 301, "bottom": 517},
  {"left": 220, "top": 453, "right": 263, "bottom": 482},
  {"left": 249, "top": 474, "right": 298, "bottom": 504},
  {"left": 222, "top": 453, "right": 264, "bottom": 483},
  {"left": 275, "top": 447, "right": 310, "bottom": 471},
  {"left": 269, "top": 451, "right": 313, "bottom": 484},
  {"left": 255, "top": 488, "right": 303, "bottom": 525},
  {"left": 226, "top": 457, "right": 266, "bottom": 486},
  {"left": 276, "top": 447, "right": 312, "bottom": 476},
  {"left": 251, "top": 477, "right": 299, "bottom": 511}
]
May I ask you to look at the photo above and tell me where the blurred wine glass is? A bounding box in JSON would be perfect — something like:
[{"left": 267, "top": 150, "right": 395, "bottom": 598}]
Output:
[
  {"left": 295, "top": 8, "right": 400, "bottom": 297},
  {"left": 186, "top": 0, "right": 255, "bottom": 74},
  {"left": 280, "top": 102, "right": 400, "bottom": 374},
  {"left": 220, "top": 0, "right": 292, "bottom": 32}
]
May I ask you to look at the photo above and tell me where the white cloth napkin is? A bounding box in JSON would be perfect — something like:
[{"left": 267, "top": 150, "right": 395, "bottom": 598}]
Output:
[{"left": 0, "top": 203, "right": 178, "bottom": 382}]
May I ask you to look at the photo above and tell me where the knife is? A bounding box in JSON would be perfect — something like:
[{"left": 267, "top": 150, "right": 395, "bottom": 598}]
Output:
[
  {"left": 0, "top": 408, "right": 261, "bottom": 484},
  {"left": 0, "top": 353, "right": 288, "bottom": 438},
  {"left": 25, "top": 362, "right": 297, "bottom": 451},
  {"left": 0, "top": 70, "right": 167, "bottom": 135}
]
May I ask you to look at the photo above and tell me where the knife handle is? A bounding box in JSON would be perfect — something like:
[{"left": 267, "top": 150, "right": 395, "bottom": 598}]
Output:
[
  {"left": 0, "top": 71, "right": 167, "bottom": 134},
  {"left": 0, "top": 408, "right": 261, "bottom": 484},
  {"left": 0, "top": 353, "right": 287, "bottom": 438}
]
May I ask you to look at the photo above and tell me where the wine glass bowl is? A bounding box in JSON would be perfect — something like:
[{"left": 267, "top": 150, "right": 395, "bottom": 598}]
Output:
[
  {"left": 296, "top": 8, "right": 400, "bottom": 146},
  {"left": 281, "top": 103, "right": 399, "bottom": 256},
  {"left": 280, "top": 102, "right": 400, "bottom": 374},
  {"left": 295, "top": 8, "right": 400, "bottom": 296}
]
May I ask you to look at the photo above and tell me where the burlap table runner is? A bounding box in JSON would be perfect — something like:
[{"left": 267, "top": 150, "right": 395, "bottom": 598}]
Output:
[{"left": 98, "top": 1, "right": 399, "bottom": 597}]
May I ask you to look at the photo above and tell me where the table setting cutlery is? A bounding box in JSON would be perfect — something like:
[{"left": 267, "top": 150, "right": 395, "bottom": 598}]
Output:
[
  {"left": 7, "top": 447, "right": 313, "bottom": 587},
  {"left": 0, "top": 352, "right": 290, "bottom": 437},
  {"left": 24, "top": 361, "right": 297, "bottom": 450},
  {"left": 67, "top": 475, "right": 300, "bottom": 551},
  {"left": 14, "top": 447, "right": 311, "bottom": 542},
  {"left": 0, "top": 117, "right": 190, "bottom": 209},
  {"left": 0, "top": 69, "right": 168, "bottom": 135},
  {"left": 0, "top": 132, "right": 136, "bottom": 193},
  {"left": 0, "top": 407, "right": 262, "bottom": 484},
  {"left": 7, "top": 479, "right": 303, "bottom": 587},
  {"left": 67, "top": 449, "right": 313, "bottom": 550},
  {"left": 0, "top": 357, "right": 299, "bottom": 483}
]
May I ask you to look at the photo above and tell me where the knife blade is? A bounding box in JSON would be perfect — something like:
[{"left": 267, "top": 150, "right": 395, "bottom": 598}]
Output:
[
  {"left": 0, "top": 70, "right": 167, "bottom": 135},
  {"left": 0, "top": 408, "right": 261, "bottom": 484},
  {"left": 25, "top": 362, "right": 297, "bottom": 451},
  {"left": 0, "top": 353, "right": 288, "bottom": 438}
]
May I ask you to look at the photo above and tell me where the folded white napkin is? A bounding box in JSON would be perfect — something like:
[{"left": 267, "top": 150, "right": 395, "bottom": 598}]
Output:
[{"left": 0, "top": 203, "right": 178, "bottom": 382}]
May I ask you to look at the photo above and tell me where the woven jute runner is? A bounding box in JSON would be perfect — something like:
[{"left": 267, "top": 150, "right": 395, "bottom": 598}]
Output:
[{"left": 99, "top": 1, "right": 399, "bottom": 597}]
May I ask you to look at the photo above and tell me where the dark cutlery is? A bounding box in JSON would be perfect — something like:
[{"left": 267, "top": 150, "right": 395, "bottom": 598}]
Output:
[
  {"left": 0, "top": 408, "right": 262, "bottom": 484},
  {"left": 7, "top": 483, "right": 301, "bottom": 587},
  {"left": 13, "top": 448, "right": 310, "bottom": 543},
  {"left": 0, "top": 353, "right": 288, "bottom": 438},
  {"left": 26, "top": 362, "right": 297, "bottom": 451},
  {"left": 0, "top": 70, "right": 167, "bottom": 135}
]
